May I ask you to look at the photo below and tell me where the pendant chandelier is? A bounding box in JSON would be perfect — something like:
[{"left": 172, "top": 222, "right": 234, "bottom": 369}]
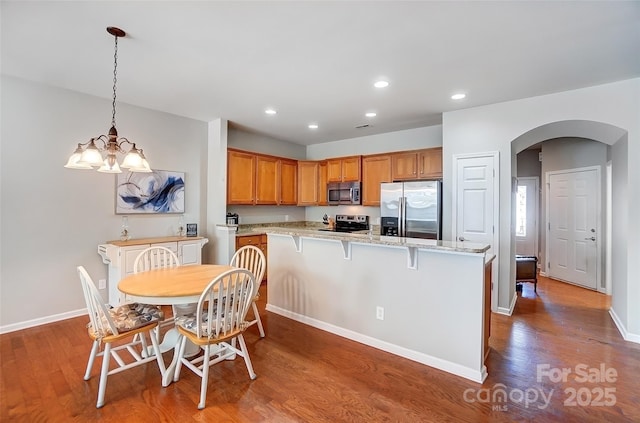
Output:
[{"left": 65, "top": 27, "right": 151, "bottom": 173}]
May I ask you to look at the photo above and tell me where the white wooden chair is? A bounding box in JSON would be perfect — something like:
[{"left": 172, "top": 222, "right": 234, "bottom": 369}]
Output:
[
  {"left": 230, "top": 245, "right": 266, "bottom": 337},
  {"left": 133, "top": 246, "right": 182, "bottom": 328},
  {"left": 173, "top": 268, "right": 257, "bottom": 409},
  {"left": 77, "top": 266, "right": 167, "bottom": 408},
  {"left": 133, "top": 245, "right": 180, "bottom": 272}
]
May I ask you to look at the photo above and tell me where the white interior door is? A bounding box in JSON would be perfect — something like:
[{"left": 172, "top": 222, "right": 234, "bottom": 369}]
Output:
[
  {"left": 455, "top": 155, "right": 496, "bottom": 252},
  {"left": 453, "top": 152, "right": 499, "bottom": 311},
  {"left": 547, "top": 167, "right": 599, "bottom": 289},
  {"left": 515, "top": 177, "right": 539, "bottom": 257}
]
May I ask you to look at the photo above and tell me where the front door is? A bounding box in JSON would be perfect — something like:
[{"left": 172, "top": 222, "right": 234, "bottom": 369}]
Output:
[{"left": 547, "top": 167, "right": 599, "bottom": 289}]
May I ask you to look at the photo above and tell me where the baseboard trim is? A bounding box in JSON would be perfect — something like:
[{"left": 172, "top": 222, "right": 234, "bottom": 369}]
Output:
[
  {"left": 266, "top": 304, "right": 487, "bottom": 384},
  {"left": 0, "top": 308, "right": 87, "bottom": 334},
  {"left": 496, "top": 292, "right": 517, "bottom": 316},
  {"left": 609, "top": 308, "right": 640, "bottom": 344}
]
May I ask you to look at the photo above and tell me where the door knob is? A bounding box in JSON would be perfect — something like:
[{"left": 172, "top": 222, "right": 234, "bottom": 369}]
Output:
[
  {"left": 458, "top": 236, "right": 465, "bottom": 242},
  {"left": 584, "top": 237, "right": 596, "bottom": 241}
]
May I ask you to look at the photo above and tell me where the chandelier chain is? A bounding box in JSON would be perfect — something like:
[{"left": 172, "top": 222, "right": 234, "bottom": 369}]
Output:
[{"left": 111, "top": 35, "right": 119, "bottom": 128}]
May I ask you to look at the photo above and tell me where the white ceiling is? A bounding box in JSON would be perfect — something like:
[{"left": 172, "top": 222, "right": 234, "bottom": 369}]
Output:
[{"left": 2, "top": 1, "right": 639, "bottom": 146}]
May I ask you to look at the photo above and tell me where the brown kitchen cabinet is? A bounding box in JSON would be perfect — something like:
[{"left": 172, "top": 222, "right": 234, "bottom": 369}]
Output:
[
  {"left": 235, "top": 234, "right": 267, "bottom": 283},
  {"left": 391, "top": 147, "right": 442, "bottom": 180},
  {"left": 255, "top": 155, "right": 279, "bottom": 204},
  {"left": 318, "top": 161, "right": 328, "bottom": 205},
  {"left": 297, "top": 161, "right": 320, "bottom": 205},
  {"left": 361, "top": 154, "right": 392, "bottom": 206},
  {"left": 326, "top": 156, "right": 361, "bottom": 182},
  {"left": 279, "top": 159, "right": 298, "bottom": 205},
  {"left": 227, "top": 150, "right": 256, "bottom": 204},
  {"left": 227, "top": 149, "right": 298, "bottom": 205}
]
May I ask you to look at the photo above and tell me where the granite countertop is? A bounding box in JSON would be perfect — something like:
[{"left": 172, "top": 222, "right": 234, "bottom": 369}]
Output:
[{"left": 262, "top": 226, "right": 490, "bottom": 254}]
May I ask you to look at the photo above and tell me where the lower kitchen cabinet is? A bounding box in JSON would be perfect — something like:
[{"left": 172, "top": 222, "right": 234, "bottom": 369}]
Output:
[{"left": 235, "top": 234, "right": 268, "bottom": 283}]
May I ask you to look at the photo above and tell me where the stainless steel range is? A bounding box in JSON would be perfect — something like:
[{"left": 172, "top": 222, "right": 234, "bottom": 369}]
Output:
[{"left": 319, "top": 214, "right": 369, "bottom": 233}]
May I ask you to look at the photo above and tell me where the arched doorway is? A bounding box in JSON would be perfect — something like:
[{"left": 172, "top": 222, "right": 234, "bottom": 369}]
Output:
[{"left": 510, "top": 120, "right": 628, "bottom": 303}]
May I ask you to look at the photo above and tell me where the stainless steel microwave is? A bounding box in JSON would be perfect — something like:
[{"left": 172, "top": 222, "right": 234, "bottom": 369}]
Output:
[{"left": 327, "top": 182, "right": 361, "bottom": 205}]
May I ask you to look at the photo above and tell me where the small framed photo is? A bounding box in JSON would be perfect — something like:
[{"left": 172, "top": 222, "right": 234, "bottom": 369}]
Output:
[{"left": 186, "top": 223, "right": 198, "bottom": 237}]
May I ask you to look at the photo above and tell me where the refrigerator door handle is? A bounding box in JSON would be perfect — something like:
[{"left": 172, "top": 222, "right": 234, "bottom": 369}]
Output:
[
  {"left": 397, "top": 196, "right": 403, "bottom": 236},
  {"left": 399, "top": 196, "right": 406, "bottom": 237}
]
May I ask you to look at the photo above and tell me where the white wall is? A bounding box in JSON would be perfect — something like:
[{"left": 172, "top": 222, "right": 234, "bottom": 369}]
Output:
[
  {"left": 516, "top": 149, "right": 541, "bottom": 178},
  {"left": 442, "top": 78, "right": 639, "bottom": 340},
  {"left": 0, "top": 76, "right": 208, "bottom": 330},
  {"left": 228, "top": 127, "right": 306, "bottom": 159},
  {"left": 306, "top": 125, "right": 442, "bottom": 160},
  {"left": 206, "top": 119, "right": 229, "bottom": 264}
]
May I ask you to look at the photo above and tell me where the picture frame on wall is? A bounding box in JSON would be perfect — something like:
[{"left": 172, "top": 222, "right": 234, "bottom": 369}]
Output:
[{"left": 116, "top": 170, "right": 185, "bottom": 214}]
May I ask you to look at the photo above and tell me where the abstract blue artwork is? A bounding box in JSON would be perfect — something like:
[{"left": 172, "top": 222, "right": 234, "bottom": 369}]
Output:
[{"left": 116, "top": 170, "right": 185, "bottom": 214}]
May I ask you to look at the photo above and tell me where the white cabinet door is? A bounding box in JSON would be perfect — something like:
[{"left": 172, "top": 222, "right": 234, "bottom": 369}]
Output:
[
  {"left": 154, "top": 242, "right": 178, "bottom": 254},
  {"left": 179, "top": 240, "right": 202, "bottom": 266},
  {"left": 122, "top": 245, "right": 151, "bottom": 276}
]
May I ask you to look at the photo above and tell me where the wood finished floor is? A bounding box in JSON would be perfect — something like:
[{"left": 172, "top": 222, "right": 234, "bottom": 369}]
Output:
[{"left": 1, "top": 276, "right": 639, "bottom": 422}]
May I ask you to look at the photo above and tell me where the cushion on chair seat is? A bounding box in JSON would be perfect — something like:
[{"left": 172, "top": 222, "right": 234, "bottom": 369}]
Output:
[
  {"left": 103, "top": 303, "right": 165, "bottom": 333},
  {"left": 175, "top": 311, "right": 216, "bottom": 337},
  {"left": 175, "top": 305, "right": 246, "bottom": 338}
]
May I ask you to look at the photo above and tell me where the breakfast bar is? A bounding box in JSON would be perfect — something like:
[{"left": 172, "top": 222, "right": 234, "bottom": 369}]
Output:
[{"left": 264, "top": 227, "right": 492, "bottom": 383}]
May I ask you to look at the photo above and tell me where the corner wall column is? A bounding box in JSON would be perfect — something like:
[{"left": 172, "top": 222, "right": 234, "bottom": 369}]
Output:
[{"left": 205, "top": 118, "right": 228, "bottom": 264}]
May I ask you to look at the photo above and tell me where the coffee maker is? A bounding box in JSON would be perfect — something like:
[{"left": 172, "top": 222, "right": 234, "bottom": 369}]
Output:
[{"left": 226, "top": 212, "right": 239, "bottom": 225}]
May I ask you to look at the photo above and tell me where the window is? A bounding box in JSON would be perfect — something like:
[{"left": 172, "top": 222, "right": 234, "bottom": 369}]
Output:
[{"left": 516, "top": 185, "right": 527, "bottom": 237}]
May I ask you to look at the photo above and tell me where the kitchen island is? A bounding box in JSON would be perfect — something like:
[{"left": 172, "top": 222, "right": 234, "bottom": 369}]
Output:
[{"left": 264, "top": 227, "right": 493, "bottom": 383}]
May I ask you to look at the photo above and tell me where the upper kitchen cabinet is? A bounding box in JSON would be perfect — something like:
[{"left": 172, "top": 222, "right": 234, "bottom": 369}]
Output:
[
  {"left": 391, "top": 147, "right": 442, "bottom": 180},
  {"left": 297, "top": 161, "right": 319, "bottom": 205},
  {"left": 279, "top": 159, "right": 298, "bottom": 205},
  {"left": 326, "top": 156, "right": 361, "bottom": 182},
  {"left": 227, "top": 150, "right": 256, "bottom": 204},
  {"left": 362, "top": 154, "right": 392, "bottom": 206},
  {"left": 256, "top": 155, "right": 279, "bottom": 204},
  {"left": 418, "top": 147, "right": 443, "bottom": 179},
  {"left": 227, "top": 149, "right": 298, "bottom": 205},
  {"left": 318, "top": 161, "right": 328, "bottom": 205}
]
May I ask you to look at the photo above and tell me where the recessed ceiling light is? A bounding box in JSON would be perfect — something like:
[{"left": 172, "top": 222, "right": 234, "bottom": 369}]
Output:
[
  {"left": 308, "top": 124, "right": 318, "bottom": 129},
  {"left": 374, "top": 80, "right": 389, "bottom": 88},
  {"left": 451, "top": 93, "right": 466, "bottom": 100},
  {"left": 265, "top": 108, "right": 277, "bottom": 115},
  {"left": 365, "top": 112, "right": 377, "bottom": 118}
]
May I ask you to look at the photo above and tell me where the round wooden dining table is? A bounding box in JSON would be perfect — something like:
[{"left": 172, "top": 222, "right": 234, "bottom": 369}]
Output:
[
  {"left": 118, "top": 264, "right": 235, "bottom": 305},
  {"left": 119, "top": 264, "right": 237, "bottom": 386}
]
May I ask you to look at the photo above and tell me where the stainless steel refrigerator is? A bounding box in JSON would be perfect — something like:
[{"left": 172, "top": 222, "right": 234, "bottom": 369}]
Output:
[{"left": 380, "top": 181, "right": 442, "bottom": 239}]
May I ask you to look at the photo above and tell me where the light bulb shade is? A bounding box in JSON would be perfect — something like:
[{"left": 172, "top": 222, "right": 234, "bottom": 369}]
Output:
[
  {"left": 129, "top": 158, "right": 152, "bottom": 173},
  {"left": 120, "top": 149, "right": 143, "bottom": 169},
  {"left": 78, "top": 140, "right": 104, "bottom": 166},
  {"left": 64, "top": 149, "right": 93, "bottom": 169},
  {"left": 97, "top": 155, "right": 122, "bottom": 173}
]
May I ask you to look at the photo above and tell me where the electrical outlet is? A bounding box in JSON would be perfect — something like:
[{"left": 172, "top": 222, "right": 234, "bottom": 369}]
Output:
[
  {"left": 376, "top": 306, "right": 384, "bottom": 320},
  {"left": 98, "top": 279, "right": 106, "bottom": 290}
]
